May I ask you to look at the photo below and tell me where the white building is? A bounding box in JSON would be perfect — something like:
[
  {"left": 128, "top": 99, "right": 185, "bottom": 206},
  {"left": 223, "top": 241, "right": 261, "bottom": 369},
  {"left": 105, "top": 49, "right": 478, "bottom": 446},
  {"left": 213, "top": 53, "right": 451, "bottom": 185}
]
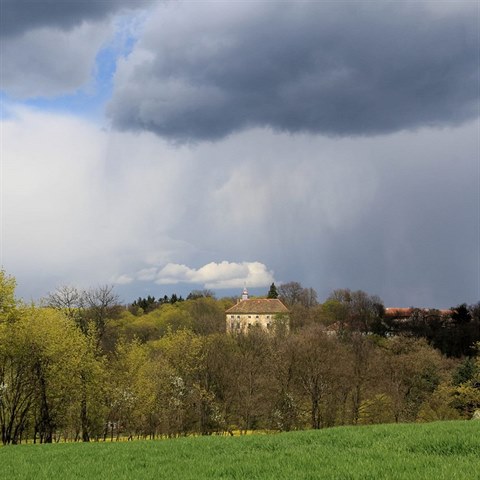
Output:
[{"left": 225, "top": 288, "right": 289, "bottom": 333}]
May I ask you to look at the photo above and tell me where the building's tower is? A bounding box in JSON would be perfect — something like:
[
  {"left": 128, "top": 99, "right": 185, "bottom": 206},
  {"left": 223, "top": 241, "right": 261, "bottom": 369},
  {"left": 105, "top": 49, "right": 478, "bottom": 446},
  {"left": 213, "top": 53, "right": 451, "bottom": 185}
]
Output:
[{"left": 241, "top": 286, "right": 249, "bottom": 301}]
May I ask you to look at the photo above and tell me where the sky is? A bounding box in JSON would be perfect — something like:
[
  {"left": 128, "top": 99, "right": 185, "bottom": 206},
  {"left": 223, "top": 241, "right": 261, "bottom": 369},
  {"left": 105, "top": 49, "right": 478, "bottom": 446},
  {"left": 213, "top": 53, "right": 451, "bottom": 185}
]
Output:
[{"left": 0, "top": 0, "right": 479, "bottom": 308}]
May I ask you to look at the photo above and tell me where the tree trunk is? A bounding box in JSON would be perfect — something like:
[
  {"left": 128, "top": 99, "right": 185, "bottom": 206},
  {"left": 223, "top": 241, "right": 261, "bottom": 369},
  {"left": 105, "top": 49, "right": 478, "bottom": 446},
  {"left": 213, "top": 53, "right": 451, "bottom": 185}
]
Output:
[
  {"left": 80, "top": 376, "right": 90, "bottom": 442},
  {"left": 35, "top": 361, "right": 54, "bottom": 443},
  {"left": 311, "top": 389, "right": 321, "bottom": 429}
]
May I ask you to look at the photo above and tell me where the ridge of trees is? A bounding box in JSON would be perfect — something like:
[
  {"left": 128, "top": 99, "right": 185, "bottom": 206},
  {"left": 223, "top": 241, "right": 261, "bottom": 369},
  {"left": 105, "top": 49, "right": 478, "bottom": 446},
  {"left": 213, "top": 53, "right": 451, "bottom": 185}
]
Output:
[
  {"left": 1, "top": 271, "right": 480, "bottom": 444},
  {"left": 130, "top": 293, "right": 185, "bottom": 315}
]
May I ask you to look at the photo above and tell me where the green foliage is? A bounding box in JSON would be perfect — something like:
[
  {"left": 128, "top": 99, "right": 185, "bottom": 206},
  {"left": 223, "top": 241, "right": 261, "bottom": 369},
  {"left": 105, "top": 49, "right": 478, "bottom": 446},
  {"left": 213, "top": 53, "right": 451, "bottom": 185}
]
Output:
[
  {"left": 0, "top": 270, "right": 19, "bottom": 322},
  {"left": 384, "top": 303, "right": 480, "bottom": 358},
  {"left": 3, "top": 271, "right": 480, "bottom": 444},
  {"left": 267, "top": 283, "right": 278, "bottom": 299},
  {"left": 322, "top": 289, "right": 385, "bottom": 335},
  {"left": 0, "top": 307, "right": 91, "bottom": 443},
  {"left": 453, "top": 357, "right": 478, "bottom": 386},
  {"left": 108, "top": 303, "right": 195, "bottom": 344},
  {"left": 186, "top": 289, "right": 215, "bottom": 301},
  {"left": 131, "top": 295, "right": 159, "bottom": 314},
  {"left": 111, "top": 298, "right": 225, "bottom": 342},
  {"left": 451, "top": 383, "right": 480, "bottom": 418},
  {"left": 378, "top": 336, "right": 446, "bottom": 422},
  {"left": 417, "top": 383, "right": 460, "bottom": 422},
  {"left": 358, "top": 394, "right": 395, "bottom": 424},
  {"left": 183, "top": 297, "right": 225, "bottom": 335}
]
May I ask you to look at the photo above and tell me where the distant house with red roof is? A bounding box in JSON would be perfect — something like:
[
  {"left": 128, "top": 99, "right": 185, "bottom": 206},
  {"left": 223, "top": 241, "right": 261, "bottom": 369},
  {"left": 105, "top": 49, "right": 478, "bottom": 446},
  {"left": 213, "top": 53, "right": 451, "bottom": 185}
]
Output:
[
  {"left": 384, "top": 307, "right": 452, "bottom": 322},
  {"left": 226, "top": 287, "right": 289, "bottom": 333}
]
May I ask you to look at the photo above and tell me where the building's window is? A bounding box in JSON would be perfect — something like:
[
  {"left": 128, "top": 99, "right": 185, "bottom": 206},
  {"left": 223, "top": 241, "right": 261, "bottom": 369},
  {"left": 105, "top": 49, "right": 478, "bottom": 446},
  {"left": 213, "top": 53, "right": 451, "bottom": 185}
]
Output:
[
  {"left": 266, "top": 316, "right": 270, "bottom": 319},
  {"left": 237, "top": 316, "right": 240, "bottom": 319},
  {"left": 255, "top": 315, "right": 259, "bottom": 318},
  {"left": 231, "top": 315, "right": 234, "bottom": 319},
  {"left": 248, "top": 315, "right": 251, "bottom": 318}
]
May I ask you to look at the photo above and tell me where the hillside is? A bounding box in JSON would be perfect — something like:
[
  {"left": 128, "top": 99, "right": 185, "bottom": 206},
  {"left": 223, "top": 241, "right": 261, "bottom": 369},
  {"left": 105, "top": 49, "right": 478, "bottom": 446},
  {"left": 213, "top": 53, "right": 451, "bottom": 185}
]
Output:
[{"left": 1, "top": 421, "right": 479, "bottom": 479}]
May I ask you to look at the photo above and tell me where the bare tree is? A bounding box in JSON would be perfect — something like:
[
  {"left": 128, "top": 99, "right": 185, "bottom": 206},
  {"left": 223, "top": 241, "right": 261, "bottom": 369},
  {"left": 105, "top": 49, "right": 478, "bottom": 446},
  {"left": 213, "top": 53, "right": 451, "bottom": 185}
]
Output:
[
  {"left": 46, "top": 285, "right": 83, "bottom": 316},
  {"left": 279, "top": 282, "right": 318, "bottom": 308},
  {"left": 83, "top": 285, "right": 120, "bottom": 340},
  {"left": 290, "top": 325, "right": 350, "bottom": 429},
  {"left": 349, "top": 333, "right": 375, "bottom": 424},
  {"left": 45, "top": 285, "right": 87, "bottom": 331},
  {"left": 47, "top": 284, "right": 120, "bottom": 341},
  {"left": 299, "top": 287, "right": 318, "bottom": 308},
  {"left": 278, "top": 282, "right": 304, "bottom": 307},
  {"left": 324, "top": 289, "right": 384, "bottom": 334}
]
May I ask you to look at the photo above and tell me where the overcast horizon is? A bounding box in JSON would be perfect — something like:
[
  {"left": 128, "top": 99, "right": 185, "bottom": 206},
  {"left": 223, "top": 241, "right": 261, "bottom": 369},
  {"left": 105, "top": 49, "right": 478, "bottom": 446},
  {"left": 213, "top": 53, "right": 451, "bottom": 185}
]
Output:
[{"left": 1, "top": 1, "right": 479, "bottom": 308}]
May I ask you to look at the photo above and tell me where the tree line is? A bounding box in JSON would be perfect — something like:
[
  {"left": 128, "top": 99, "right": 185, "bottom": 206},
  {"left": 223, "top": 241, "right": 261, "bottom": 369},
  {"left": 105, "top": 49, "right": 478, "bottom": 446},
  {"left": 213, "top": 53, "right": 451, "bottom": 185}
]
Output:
[{"left": 0, "top": 272, "right": 479, "bottom": 445}]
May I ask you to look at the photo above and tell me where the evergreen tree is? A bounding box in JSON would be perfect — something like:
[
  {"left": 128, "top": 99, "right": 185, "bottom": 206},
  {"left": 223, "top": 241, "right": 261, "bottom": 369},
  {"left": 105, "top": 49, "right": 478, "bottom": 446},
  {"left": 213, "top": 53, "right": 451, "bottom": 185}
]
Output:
[{"left": 267, "top": 282, "right": 279, "bottom": 299}]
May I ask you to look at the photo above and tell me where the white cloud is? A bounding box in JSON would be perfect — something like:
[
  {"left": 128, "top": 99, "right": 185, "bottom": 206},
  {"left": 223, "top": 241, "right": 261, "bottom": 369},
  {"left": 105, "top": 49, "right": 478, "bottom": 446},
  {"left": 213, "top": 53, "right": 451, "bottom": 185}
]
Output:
[
  {"left": 136, "top": 267, "right": 159, "bottom": 282},
  {"left": 135, "top": 261, "right": 275, "bottom": 289},
  {"left": 1, "top": 106, "right": 194, "bottom": 297},
  {"left": 2, "top": 107, "right": 106, "bottom": 279},
  {"left": 112, "top": 274, "right": 133, "bottom": 285}
]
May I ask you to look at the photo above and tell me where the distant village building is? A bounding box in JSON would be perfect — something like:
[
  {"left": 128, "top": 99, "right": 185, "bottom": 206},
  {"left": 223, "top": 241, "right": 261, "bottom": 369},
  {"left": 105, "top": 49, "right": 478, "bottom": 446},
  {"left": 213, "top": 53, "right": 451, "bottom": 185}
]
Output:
[
  {"left": 324, "top": 307, "right": 454, "bottom": 336},
  {"left": 384, "top": 307, "right": 452, "bottom": 322},
  {"left": 226, "top": 287, "right": 290, "bottom": 333}
]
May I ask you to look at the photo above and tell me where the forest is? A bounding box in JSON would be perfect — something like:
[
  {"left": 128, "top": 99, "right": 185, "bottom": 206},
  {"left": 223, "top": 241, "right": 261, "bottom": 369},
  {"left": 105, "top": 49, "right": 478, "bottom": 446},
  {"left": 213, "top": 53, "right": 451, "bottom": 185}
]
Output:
[{"left": 1, "top": 271, "right": 479, "bottom": 445}]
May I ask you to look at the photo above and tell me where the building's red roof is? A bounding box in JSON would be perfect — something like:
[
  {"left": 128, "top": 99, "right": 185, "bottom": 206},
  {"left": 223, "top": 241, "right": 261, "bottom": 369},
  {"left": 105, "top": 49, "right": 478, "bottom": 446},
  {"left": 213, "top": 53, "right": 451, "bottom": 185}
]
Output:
[
  {"left": 384, "top": 308, "right": 414, "bottom": 318},
  {"left": 385, "top": 307, "right": 452, "bottom": 318},
  {"left": 226, "top": 298, "right": 289, "bottom": 314}
]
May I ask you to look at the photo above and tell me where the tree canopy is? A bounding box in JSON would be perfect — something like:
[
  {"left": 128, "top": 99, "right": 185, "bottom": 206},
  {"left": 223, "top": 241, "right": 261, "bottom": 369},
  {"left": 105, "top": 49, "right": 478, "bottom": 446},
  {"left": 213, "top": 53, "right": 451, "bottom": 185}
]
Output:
[{"left": 0, "top": 271, "right": 479, "bottom": 443}]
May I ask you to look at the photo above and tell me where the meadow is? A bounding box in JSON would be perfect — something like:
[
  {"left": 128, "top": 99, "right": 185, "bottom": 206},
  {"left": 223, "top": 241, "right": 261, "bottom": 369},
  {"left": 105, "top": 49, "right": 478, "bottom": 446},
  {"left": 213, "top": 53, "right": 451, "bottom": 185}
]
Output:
[{"left": 1, "top": 421, "right": 479, "bottom": 479}]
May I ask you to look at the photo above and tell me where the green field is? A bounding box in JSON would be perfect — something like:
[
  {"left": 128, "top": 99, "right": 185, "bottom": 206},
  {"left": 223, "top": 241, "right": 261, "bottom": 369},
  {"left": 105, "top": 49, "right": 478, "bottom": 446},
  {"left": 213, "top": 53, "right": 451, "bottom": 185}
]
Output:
[{"left": 1, "top": 421, "right": 479, "bottom": 479}]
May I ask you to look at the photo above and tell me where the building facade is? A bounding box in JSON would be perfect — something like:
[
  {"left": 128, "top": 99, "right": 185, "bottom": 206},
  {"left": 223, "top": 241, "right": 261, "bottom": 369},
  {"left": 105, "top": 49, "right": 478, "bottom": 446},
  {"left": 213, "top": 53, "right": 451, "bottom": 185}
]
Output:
[{"left": 225, "top": 288, "right": 289, "bottom": 333}]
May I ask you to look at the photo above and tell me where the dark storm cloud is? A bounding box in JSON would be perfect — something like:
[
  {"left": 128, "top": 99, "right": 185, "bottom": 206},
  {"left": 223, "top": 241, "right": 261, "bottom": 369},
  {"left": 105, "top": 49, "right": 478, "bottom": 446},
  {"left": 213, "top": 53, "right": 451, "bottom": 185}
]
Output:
[
  {"left": 317, "top": 141, "right": 478, "bottom": 309},
  {"left": 150, "top": 120, "right": 477, "bottom": 309},
  {"left": 0, "top": 0, "right": 147, "bottom": 37},
  {"left": 108, "top": 2, "right": 479, "bottom": 142}
]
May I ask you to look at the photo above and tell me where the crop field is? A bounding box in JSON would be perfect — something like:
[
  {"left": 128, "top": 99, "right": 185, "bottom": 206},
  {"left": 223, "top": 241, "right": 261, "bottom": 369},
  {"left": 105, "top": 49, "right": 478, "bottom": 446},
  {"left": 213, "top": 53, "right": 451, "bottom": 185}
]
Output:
[{"left": 1, "top": 421, "right": 479, "bottom": 480}]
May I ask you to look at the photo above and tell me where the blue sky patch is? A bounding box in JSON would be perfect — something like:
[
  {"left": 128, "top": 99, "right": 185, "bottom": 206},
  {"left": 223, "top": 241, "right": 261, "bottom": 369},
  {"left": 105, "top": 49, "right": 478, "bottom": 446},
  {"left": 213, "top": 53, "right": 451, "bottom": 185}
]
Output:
[{"left": 2, "top": 13, "right": 143, "bottom": 121}]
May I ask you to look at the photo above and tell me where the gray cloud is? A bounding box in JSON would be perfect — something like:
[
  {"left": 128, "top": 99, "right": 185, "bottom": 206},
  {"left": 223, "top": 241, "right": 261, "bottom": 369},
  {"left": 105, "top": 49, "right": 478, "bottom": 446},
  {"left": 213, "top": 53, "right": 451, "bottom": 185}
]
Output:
[
  {"left": 1, "top": 21, "right": 112, "bottom": 97},
  {"left": 163, "top": 123, "right": 478, "bottom": 308},
  {"left": 318, "top": 138, "right": 478, "bottom": 308},
  {"left": 0, "top": 1, "right": 152, "bottom": 98},
  {"left": 0, "top": 0, "right": 143, "bottom": 37},
  {"left": 3, "top": 106, "right": 477, "bottom": 308},
  {"left": 108, "top": 2, "right": 479, "bottom": 142},
  {"left": 4, "top": 2, "right": 476, "bottom": 310}
]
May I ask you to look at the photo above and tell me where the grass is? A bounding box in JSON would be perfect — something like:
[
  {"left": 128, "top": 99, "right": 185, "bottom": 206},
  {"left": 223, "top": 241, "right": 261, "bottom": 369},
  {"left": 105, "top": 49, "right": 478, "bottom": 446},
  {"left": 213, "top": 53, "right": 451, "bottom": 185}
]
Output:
[{"left": 1, "top": 421, "right": 479, "bottom": 479}]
